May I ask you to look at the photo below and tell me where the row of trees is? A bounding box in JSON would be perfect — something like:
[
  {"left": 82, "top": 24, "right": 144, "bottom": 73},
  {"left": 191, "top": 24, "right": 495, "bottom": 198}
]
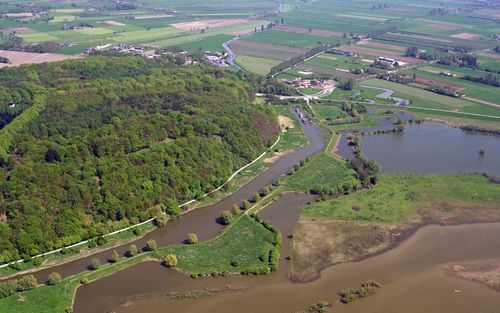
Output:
[{"left": 269, "top": 43, "right": 333, "bottom": 75}]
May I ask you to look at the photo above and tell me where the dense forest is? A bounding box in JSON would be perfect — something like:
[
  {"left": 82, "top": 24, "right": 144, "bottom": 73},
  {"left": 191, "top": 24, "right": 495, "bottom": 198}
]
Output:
[{"left": 0, "top": 55, "right": 279, "bottom": 262}]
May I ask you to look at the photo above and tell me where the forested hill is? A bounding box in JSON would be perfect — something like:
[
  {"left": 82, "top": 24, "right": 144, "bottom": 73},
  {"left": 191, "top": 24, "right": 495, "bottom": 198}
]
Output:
[{"left": 0, "top": 55, "right": 279, "bottom": 262}]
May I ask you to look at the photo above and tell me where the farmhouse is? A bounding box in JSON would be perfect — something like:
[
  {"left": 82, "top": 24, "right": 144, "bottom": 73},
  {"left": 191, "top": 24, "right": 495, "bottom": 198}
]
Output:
[
  {"left": 373, "top": 56, "right": 399, "bottom": 69},
  {"left": 203, "top": 51, "right": 228, "bottom": 67}
]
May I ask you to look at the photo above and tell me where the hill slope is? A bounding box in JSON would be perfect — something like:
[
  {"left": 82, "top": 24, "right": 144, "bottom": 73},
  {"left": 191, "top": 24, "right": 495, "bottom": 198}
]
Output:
[{"left": 0, "top": 55, "right": 279, "bottom": 262}]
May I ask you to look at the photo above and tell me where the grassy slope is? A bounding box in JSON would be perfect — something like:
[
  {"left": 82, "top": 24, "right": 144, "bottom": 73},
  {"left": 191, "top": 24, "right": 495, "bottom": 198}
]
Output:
[{"left": 302, "top": 174, "right": 500, "bottom": 223}]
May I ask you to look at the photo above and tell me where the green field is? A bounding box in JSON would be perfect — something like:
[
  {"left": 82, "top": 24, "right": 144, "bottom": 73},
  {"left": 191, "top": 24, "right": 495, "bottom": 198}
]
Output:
[
  {"left": 155, "top": 214, "right": 277, "bottom": 274},
  {"left": 302, "top": 174, "right": 500, "bottom": 223},
  {"left": 284, "top": 153, "right": 358, "bottom": 192},
  {"left": 408, "top": 66, "right": 500, "bottom": 105},
  {"left": 246, "top": 29, "right": 343, "bottom": 49},
  {"left": 361, "top": 78, "right": 500, "bottom": 117},
  {"left": 235, "top": 55, "right": 281, "bottom": 75}
]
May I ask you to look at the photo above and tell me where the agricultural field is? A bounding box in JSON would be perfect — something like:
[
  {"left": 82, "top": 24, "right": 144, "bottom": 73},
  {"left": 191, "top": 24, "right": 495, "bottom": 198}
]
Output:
[
  {"left": 228, "top": 40, "right": 307, "bottom": 61},
  {"left": 361, "top": 78, "right": 500, "bottom": 117},
  {"left": 407, "top": 66, "right": 500, "bottom": 105},
  {"left": 235, "top": 55, "right": 281, "bottom": 75},
  {"left": 245, "top": 29, "right": 344, "bottom": 49}
]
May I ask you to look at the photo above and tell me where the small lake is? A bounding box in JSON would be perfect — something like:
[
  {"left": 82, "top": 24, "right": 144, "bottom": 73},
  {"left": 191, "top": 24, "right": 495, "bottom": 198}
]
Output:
[{"left": 359, "top": 122, "right": 500, "bottom": 176}]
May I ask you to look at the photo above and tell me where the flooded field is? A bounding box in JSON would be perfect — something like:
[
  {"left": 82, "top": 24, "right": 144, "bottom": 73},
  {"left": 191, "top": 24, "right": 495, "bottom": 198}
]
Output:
[
  {"left": 359, "top": 122, "right": 500, "bottom": 175},
  {"left": 76, "top": 218, "right": 500, "bottom": 313},
  {"left": 337, "top": 119, "right": 500, "bottom": 176}
]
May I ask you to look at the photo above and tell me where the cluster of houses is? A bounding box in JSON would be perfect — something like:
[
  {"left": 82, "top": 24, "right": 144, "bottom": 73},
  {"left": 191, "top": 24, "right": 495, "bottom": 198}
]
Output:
[
  {"left": 111, "top": 44, "right": 144, "bottom": 54},
  {"left": 62, "top": 24, "right": 92, "bottom": 31},
  {"left": 284, "top": 78, "right": 336, "bottom": 89},
  {"left": 203, "top": 51, "right": 228, "bottom": 67}
]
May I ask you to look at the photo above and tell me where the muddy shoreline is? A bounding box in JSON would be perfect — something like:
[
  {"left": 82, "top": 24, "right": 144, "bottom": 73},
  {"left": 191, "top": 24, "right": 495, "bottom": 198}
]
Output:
[{"left": 293, "top": 218, "right": 500, "bottom": 284}]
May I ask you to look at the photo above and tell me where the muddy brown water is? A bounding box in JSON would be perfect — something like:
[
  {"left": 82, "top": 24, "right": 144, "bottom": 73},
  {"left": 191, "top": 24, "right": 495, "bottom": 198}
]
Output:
[
  {"left": 73, "top": 192, "right": 315, "bottom": 313},
  {"left": 23, "top": 108, "right": 325, "bottom": 284},
  {"left": 76, "top": 220, "right": 500, "bottom": 313}
]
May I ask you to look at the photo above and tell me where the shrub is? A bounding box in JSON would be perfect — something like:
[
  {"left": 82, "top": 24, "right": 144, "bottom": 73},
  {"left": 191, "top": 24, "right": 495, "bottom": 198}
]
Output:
[
  {"left": 128, "top": 244, "right": 138, "bottom": 257},
  {"left": 154, "top": 214, "right": 168, "bottom": 227},
  {"left": 242, "top": 200, "right": 251, "bottom": 210},
  {"left": 231, "top": 203, "right": 240, "bottom": 215},
  {"left": 110, "top": 250, "right": 120, "bottom": 263},
  {"left": 164, "top": 254, "right": 177, "bottom": 268},
  {"left": 48, "top": 272, "right": 61, "bottom": 285},
  {"left": 241, "top": 267, "right": 270, "bottom": 275},
  {"left": 220, "top": 211, "right": 233, "bottom": 225},
  {"left": 146, "top": 239, "right": 157, "bottom": 251},
  {"left": 96, "top": 236, "right": 108, "bottom": 246},
  {"left": 0, "top": 280, "right": 18, "bottom": 299},
  {"left": 91, "top": 257, "right": 101, "bottom": 270},
  {"left": 16, "top": 275, "right": 37, "bottom": 291},
  {"left": 80, "top": 277, "right": 89, "bottom": 285},
  {"left": 253, "top": 192, "right": 260, "bottom": 203},
  {"left": 187, "top": 233, "right": 198, "bottom": 244},
  {"left": 133, "top": 227, "right": 144, "bottom": 236},
  {"left": 32, "top": 257, "right": 43, "bottom": 267}
]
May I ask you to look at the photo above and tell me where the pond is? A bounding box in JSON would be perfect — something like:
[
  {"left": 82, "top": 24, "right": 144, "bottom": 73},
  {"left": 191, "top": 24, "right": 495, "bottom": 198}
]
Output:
[{"left": 359, "top": 122, "right": 500, "bottom": 176}]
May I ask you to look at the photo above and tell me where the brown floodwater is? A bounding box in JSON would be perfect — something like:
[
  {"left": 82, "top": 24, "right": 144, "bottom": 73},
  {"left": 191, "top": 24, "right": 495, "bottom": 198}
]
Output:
[
  {"left": 73, "top": 192, "right": 315, "bottom": 313},
  {"left": 20, "top": 108, "right": 325, "bottom": 284},
  {"left": 75, "top": 216, "right": 500, "bottom": 313}
]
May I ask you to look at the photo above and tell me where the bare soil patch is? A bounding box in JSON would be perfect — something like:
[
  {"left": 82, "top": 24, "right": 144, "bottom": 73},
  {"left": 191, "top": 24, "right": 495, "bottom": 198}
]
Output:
[
  {"left": 478, "top": 52, "right": 500, "bottom": 60},
  {"left": 413, "top": 76, "right": 464, "bottom": 92},
  {"left": 449, "top": 32, "right": 480, "bottom": 39},
  {"left": 171, "top": 19, "right": 248, "bottom": 31},
  {"left": 0, "top": 50, "right": 80, "bottom": 68},
  {"left": 264, "top": 150, "right": 292, "bottom": 164},
  {"left": 100, "top": 20, "right": 126, "bottom": 27},
  {"left": 428, "top": 23, "right": 462, "bottom": 31},
  {"left": 0, "top": 27, "right": 34, "bottom": 34},
  {"left": 358, "top": 40, "right": 406, "bottom": 52},
  {"left": 278, "top": 115, "right": 294, "bottom": 132},
  {"left": 292, "top": 219, "right": 407, "bottom": 282},
  {"left": 292, "top": 199, "right": 500, "bottom": 282},
  {"left": 451, "top": 262, "right": 500, "bottom": 292},
  {"left": 275, "top": 25, "right": 343, "bottom": 37}
]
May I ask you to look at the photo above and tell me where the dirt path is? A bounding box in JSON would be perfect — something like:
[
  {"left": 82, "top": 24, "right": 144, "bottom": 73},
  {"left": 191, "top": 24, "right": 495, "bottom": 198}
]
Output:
[{"left": 462, "top": 96, "right": 500, "bottom": 109}]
